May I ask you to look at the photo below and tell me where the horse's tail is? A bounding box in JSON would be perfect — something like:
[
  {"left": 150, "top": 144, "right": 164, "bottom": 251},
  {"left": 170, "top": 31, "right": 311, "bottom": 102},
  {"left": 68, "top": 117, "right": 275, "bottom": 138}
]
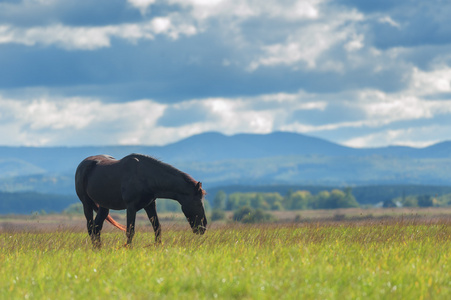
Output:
[
  {"left": 106, "top": 215, "right": 126, "bottom": 232},
  {"left": 75, "top": 158, "right": 126, "bottom": 232},
  {"left": 92, "top": 202, "right": 126, "bottom": 232}
]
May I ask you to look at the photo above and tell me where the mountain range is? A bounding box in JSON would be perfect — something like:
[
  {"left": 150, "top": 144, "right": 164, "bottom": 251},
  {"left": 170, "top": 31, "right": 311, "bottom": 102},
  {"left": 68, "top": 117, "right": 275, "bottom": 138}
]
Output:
[{"left": 1, "top": 131, "right": 451, "bottom": 196}]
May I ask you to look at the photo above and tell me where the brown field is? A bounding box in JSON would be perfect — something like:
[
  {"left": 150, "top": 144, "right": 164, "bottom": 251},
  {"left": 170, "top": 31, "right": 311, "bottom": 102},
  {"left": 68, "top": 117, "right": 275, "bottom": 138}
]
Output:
[{"left": 2, "top": 207, "right": 451, "bottom": 233}]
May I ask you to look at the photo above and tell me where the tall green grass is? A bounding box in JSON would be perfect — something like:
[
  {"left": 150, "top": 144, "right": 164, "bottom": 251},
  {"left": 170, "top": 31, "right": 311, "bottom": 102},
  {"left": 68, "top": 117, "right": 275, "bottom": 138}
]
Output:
[{"left": 1, "top": 222, "right": 450, "bottom": 299}]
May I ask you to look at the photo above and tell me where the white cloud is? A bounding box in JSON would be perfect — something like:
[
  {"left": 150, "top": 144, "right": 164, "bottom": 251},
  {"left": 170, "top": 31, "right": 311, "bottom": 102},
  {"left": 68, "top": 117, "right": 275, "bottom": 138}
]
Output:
[
  {"left": 0, "top": 92, "right": 326, "bottom": 146},
  {"left": 269, "top": 86, "right": 451, "bottom": 148},
  {"left": 410, "top": 66, "right": 451, "bottom": 96},
  {"left": 343, "top": 126, "right": 449, "bottom": 148},
  {"left": 248, "top": 28, "right": 344, "bottom": 70},
  {"left": 0, "top": 17, "right": 197, "bottom": 50},
  {"left": 127, "top": 0, "right": 156, "bottom": 15},
  {"left": 356, "top": 91, "right": 451, "bottom": 126},
  {"left": 0, "top": 96, "right": 166, "bottom": 146},
  {"left": 247, "top": 8, "right": 364, "bottom": 71},
  {"left": 2, "top": 84, "right": 451, "bottom": 148},
  {"left": 378, "top": 16, "right": 401, "bottom": 29},
  {"left": 0, "top": 24, "right": 114, "bottom": 50},
  {"left": 168, "top": 0, "right": 321, "bottom": 21},
  {"left": 157, "top": 93, "right": 327, "bottom": 138},
  {"left": 345, "top": 33, "right": 364, "bottom": 52}
]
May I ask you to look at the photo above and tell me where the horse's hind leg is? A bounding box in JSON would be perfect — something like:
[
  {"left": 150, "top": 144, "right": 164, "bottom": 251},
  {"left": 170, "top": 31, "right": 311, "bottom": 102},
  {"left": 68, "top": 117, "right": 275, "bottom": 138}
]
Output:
[
  {"left": 93, "top": 207, "right": 109, "bottom": 248},
  {"left": 82, "top": 202, "right": 94, "bottom": 243},
  {"left": 144, "top": 200, "right": 161, "bottom": 243}
]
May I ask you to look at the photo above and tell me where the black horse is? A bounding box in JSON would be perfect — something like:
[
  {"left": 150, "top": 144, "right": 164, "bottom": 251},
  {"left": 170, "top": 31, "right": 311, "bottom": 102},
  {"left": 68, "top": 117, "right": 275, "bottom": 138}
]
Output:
[{"left": 75, "top": 153, "right": 207, "bottom": 247}]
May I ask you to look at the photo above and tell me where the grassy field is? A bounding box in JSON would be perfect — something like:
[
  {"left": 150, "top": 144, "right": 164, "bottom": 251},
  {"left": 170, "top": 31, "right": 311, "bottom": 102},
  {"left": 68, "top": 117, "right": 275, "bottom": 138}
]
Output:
[{"left": 1, "top": 211, "right": 451, "bottom": 299}]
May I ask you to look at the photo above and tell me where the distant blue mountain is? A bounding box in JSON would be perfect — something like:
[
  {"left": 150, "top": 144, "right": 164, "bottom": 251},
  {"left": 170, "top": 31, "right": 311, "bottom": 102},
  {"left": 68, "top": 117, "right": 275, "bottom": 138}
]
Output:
[
  {"left": 1, "top": 131, "right": 451, "bottom": 195},
  {"left": 1, "top": 131, "right": 353, "bottom": 176},
  {"left": 158, "top": 131, "right": 451, "bottom": 160},
  {"left": 160, "top": 131, "right": 355, "bottom": 161}
]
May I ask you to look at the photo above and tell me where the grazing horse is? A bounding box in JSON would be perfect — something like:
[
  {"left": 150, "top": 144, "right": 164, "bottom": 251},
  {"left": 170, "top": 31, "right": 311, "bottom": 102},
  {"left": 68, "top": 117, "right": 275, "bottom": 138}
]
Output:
[{"left": 75, "top": 153, "right": 207, "bottom": 247}]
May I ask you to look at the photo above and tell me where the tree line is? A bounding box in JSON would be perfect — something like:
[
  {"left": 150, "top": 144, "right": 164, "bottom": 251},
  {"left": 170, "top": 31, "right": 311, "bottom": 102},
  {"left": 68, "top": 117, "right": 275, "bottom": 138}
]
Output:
[
  {"left": 211, "top": 188, "right": 360, "bottom": 211},
  {"left": 3, "top": 186, "right": 450, "bottom": 215}
]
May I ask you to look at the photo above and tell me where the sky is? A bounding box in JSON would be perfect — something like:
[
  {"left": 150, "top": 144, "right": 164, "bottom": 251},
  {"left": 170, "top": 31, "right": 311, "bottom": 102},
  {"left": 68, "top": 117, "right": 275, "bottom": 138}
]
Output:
[{"left": 1, "top": 0, "right": 451, "bottom": 148}]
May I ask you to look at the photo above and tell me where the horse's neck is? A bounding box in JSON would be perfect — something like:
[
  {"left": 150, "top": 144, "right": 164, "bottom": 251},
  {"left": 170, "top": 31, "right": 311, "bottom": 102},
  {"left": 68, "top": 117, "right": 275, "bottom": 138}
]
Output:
[
  {"left": 153, "top": 179, "right": 192, "bottom": 201},
  {"left": 142, "top": 159, "right": 192, "bottom": 200}
]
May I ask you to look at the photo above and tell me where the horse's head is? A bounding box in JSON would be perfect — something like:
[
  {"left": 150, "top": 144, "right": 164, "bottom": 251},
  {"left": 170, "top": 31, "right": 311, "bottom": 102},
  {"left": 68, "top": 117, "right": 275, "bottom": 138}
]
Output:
[{"left": 181, "top": 182, "right": 207, "bottom": 235}]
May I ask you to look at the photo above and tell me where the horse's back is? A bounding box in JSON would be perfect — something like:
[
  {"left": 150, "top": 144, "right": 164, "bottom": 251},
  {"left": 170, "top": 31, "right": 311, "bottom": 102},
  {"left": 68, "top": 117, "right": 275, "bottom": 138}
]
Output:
[
  {"left": 78, "top": 155, "right": 136, "bottom": 210},
  {"left": 84, "top": 154, "right": 117, "bottom": 165},
  {"left": 76, "top": 155, "right": 116, "bottom": 186}
]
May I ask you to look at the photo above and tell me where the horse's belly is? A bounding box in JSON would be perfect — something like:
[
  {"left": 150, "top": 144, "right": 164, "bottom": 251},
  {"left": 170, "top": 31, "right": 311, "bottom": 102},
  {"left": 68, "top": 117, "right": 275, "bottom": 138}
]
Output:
[
  {"left": 87, "top": 187, "right": 126, "bottom": 210},
  {"left": 86, "top": 171, "right": 127, "bottom": 210}
]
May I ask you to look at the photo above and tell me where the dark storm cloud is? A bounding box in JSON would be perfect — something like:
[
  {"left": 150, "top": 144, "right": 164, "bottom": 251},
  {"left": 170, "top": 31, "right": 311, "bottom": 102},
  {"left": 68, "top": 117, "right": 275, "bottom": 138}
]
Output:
[
  {"left": 0, "top": 38, "right": 409, "bottom": 102},
  {"left": 338, "top": 0, "right": 451, "bottom": 49},
  {"left": 1, "top": 0, "right": 451, "bottom": 147},
  {"left": 0, "top": 0, "right": 417, "bottom": 100}
]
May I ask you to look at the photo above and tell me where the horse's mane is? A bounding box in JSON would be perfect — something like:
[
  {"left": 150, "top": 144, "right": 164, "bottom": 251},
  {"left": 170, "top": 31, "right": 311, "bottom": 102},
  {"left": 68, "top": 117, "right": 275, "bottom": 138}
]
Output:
[{"left": 128, "top": 153, "right": 206, "bottom": 196}]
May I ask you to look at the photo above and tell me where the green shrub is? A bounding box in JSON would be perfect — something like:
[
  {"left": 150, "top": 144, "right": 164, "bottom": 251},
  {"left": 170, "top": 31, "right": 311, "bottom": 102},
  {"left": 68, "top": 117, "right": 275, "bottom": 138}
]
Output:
[
  {"left": 233, "top": 206, "right": 275, "bottom": 223},
  {"left": 211, "top": 209, "right": 226, "bottom": 221},
  {"left": 233, "top": 206, "right": 253, "bottom": 221}
]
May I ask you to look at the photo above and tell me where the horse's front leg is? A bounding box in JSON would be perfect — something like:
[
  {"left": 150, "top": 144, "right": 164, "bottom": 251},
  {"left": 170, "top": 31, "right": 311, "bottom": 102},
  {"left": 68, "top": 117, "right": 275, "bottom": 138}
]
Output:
[
  {"left": 126, "top": 205, "right": 137, "bottom": 246},
  {"left": 144, "top": 200, "right": 161, "bottom": 243}
]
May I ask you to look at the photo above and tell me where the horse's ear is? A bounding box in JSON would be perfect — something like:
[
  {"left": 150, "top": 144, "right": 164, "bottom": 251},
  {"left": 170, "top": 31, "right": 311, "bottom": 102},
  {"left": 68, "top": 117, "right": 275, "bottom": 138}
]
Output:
[{"left": 195, "top": 182, "right": 203, "bottom": 195}]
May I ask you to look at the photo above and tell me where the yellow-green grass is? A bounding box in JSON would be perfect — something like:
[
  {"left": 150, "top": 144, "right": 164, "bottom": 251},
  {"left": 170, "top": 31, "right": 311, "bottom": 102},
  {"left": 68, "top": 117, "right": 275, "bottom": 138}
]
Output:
[{"left": 1, "top": 222, "right": 450, "bottom": 299}]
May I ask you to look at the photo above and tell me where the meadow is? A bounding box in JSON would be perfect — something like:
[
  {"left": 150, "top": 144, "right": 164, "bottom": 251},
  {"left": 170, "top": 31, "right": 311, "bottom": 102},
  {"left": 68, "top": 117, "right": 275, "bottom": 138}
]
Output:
[{"left": 1, "top": 212, "right": 450, "bottom": 299}]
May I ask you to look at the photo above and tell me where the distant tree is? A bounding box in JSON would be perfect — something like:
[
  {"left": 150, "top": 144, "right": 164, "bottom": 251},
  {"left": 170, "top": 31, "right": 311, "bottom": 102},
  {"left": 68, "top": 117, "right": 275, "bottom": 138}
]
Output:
[
  {"left": 435, "top": 193, "right": 451, "bottom": 206},
  {"left": 251, "top": 194, "right": 270, "bottom": 210},
  {"left": 227, "top": 193, "right": 251, "bottom": 210},
  {"left": 211, "top": 209, "right": 226, "bottom": 221},
  {"left": 289, "top": 191, "right": 311, "bottom": 210},
  {"left": 64, "top": 203, "right": 84, "bottom": 214},
  {"left": 417, "top": 195, "right": 433, "bottom": 207},
  {"left": 227, "top": 192, "right": 281, "bottom": 210},
  {"left": 233, "top": 206, "right": 253, "bottom": 221},
  {"left": 312, "top": 189, "right": 358, "bottom": 209},
  {"left": 383, "top": 199, "right": 397, "bottom": 208},
  {"left": 261, "top": 193, "right": 283, "bottom": 208},
  {"left": 315, "top": 191, "right": 331, "bottom": 209},
  {"left": 212, "top": 190, "right": 227, "bottom": 210},
  {"left": 401, "top": 196, "right": 418, "bottom": 207},
  {"left": 329, "top": 189, "right": 346, "bottom": 209},
  {"left": 251, "top": 194, "right": 263, "bottom": 209},
  {"left": 225, "top": 194, "right": 237, "bottom": 210},
  {"left": 240, "top": 208, "right": 274, "bottom": 224},
  {"left": 271, "top": 201, "right": 283, "bottom": 211},
  {"left": 232, "top": 206, "right": 274, "bottom": 223},
  {"left": 155, "top": 199, "right": 182, "bottom": 212},
  {"left": 283, "top": 189, "right": 294, "bottom": 208},
  {"left": 338, "top": 187, "right": 359, "bottom": 208}
]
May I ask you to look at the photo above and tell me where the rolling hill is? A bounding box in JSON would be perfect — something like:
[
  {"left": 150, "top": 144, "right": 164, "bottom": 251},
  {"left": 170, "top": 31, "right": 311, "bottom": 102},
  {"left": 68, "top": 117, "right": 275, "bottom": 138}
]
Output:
[{"left": 1, "top": 131, "right": 451, "bottom": 196}]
